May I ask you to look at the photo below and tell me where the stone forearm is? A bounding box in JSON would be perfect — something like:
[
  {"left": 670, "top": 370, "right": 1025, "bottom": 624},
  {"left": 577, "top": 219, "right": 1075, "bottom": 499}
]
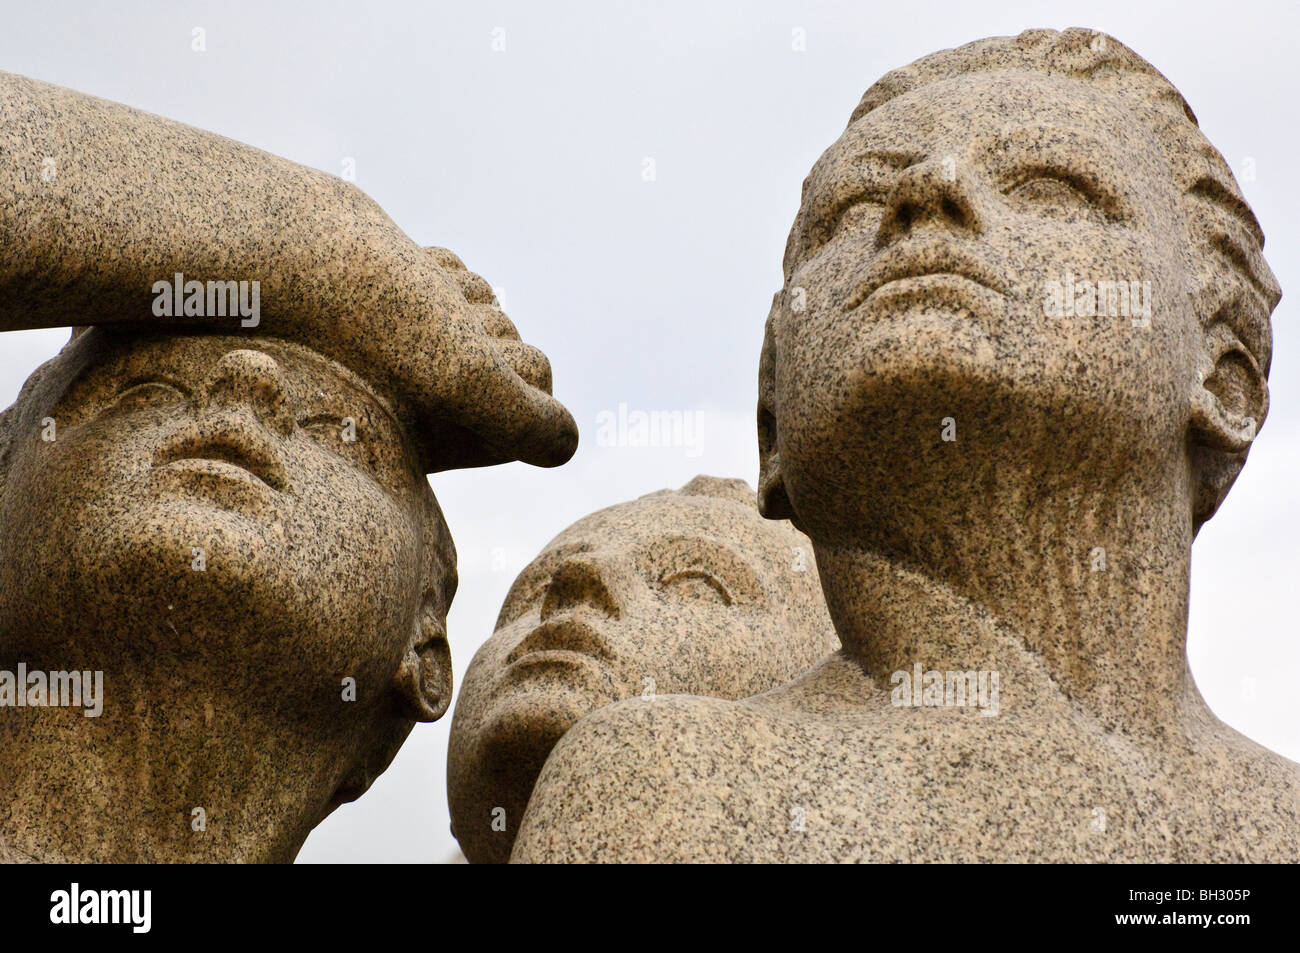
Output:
[{"left": 0, "top": 69, "right": 405, "bottom": 334}]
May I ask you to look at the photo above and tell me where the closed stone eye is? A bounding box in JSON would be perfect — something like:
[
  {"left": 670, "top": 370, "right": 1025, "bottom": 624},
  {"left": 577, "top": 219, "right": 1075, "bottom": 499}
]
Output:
[
  {"left": 657, "top": 568, "right": 733, "bottom": 606},
  {"left": 299, "top": 413, "right": 353, "bottom": 441},
  {"left": 1002, "top": 171, "right": 1112, "bottom": 222},
  {"left": 109, "top": 380, "right": 187, "bottom": 414}
]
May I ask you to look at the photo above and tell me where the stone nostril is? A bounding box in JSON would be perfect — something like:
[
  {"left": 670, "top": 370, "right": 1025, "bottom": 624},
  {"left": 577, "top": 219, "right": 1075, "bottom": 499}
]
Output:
[
  {"left": 540, "top": 559, "right": 622, "bottom": 621},
  {"left": 200, "top": 350, "right": 294, "bottom": 434},
  {"left": 878, "top": 159, "right": 983, "bottom": 243}
]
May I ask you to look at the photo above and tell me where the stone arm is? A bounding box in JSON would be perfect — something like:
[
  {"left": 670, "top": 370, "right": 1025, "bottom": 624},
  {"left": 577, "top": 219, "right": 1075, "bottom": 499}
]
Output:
[{"left": 0, "top": 71, "right": 576, "bottom": 471}]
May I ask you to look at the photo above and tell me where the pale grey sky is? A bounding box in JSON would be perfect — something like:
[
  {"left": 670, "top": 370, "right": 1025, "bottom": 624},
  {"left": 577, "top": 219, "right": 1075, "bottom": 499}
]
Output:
[{"left": 1, "top": 0, "right": 1296, "bottom": 862}]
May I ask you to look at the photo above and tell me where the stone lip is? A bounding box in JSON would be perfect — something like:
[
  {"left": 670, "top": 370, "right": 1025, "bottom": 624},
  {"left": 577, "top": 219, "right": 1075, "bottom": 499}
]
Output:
[
  {"left": 844, "top": 238, "right": 1007, "bottom": 312},
  {"left": 152, "top": 418, "right": 290, "bottom": 493}
]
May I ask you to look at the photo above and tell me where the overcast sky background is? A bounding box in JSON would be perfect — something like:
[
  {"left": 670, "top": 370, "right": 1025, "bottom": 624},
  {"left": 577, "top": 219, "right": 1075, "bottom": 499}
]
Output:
[{"left": 1, "top": 0, "right": 1296, "bottom": 862}]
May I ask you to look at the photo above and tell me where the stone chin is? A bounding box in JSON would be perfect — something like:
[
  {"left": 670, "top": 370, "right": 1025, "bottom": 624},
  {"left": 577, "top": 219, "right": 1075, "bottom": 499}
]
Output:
[
  {"left": 2, "top": 470, "right": 414, "bottom": 720},
  {"left": 28, "top": 488, "right": 294, "bottom": 635},
  {"left": 771, "top": 310, "right": 1184, "bottom": 549},
  {"left": 477, "top": 679, "right": 610, "bottom": 786}
]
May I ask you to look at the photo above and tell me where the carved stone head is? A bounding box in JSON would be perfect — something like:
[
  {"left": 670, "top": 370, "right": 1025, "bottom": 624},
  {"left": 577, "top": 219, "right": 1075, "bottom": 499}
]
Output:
[
  {"left": 758, "top": 29, "right": 1279, "bottom": 555},
  {"left": 448, "top": 475, "right": 836, "bottom": 862},
  {"left": 0, "top": 251, "right": 575, "bottom": 861}
]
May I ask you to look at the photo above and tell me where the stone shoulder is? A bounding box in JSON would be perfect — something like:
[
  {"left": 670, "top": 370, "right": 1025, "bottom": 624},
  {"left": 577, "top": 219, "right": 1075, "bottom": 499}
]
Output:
[{"left": 511, "top": 693, "right": 778, "bottom": 863}]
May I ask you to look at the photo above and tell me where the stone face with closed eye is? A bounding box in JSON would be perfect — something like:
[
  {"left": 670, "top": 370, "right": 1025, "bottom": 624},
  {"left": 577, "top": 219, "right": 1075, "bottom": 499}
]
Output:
[{"left": 448, "top": 475, "right": 838, "bottom": 864}]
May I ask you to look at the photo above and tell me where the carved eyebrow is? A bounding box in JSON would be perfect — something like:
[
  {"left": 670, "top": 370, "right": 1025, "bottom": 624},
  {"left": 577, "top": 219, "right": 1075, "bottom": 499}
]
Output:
[
  {"left": 820, "top": 150, "right": 922, "bottom": 197},
  {"left": 47, "top": 348, "right": 180, "bottom": 418},
  {"left": 650, "top": 533, "right": 748, "bottom": 557},
  {"left": 116, "top": 374, "right": 191, "bottom": 397},
  {"left": 1002, "top": 164, "right": 1113, "bottom": 206},
  {"left": 799, "top": 150, "right": 921, "bottom": 248},
  {"left": 495, "top": 541, "right": 595, "bottom": 625},
  {"left": 648, "top": 534, "right": 770, "bottom": 593},
  {"left": 277, "top": 342, "right": 405, "bottom": 434},
  {"left": 296, "top": 386, "right": 396, "bottom": 436},
  {"left": 990, "top": 126, "right": 1127, "bottom": 179},
  {"left": 1188, "top": 175, "right": 1264, "bottom": 248},
  {"left": 988, "top": 127, "right": 1132, "bottom": 211},
  {"left": 531, "top": 540, "right": 593, "bottom": 567},
  {"left": 845, "top": 149, "right": 922, "bottom": 171},
  {"left": 509, "top": 541, "right": 594, "bottom": 592}
]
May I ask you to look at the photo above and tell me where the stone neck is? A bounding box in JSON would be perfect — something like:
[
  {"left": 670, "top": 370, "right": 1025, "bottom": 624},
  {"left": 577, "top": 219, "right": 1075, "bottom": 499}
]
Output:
[
  {"left": 0, "top": 659, "right": 352, "bottom": 862},
  {"left": 814, "top": 454, "right": 1199, "bottom": 733}
]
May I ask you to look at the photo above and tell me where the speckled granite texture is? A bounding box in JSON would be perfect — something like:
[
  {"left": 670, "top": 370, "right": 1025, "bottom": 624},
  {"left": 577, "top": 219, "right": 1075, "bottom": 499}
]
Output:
[
  {"left": 448, "top": 476, "right": 838, "bottom": 863},
  {"left": 0, "top": 73, "right": 575, "bottom": 862},
  {"left": 514, "top": 29, "right": 1296, "bottom": 863}
]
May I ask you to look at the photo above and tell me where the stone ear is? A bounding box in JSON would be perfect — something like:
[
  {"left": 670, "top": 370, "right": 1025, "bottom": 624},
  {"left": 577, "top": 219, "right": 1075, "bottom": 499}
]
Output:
[
  {"left": 757, "top": 406, "right": 795, "bottom": 521},
  {"left": 757, "top": 305, "right": 796, "bottom": 522},
  {"left": 1189, "top": 321, "right": 1267, "bottom": 454},
  {"left": 757, "top": 296, "right": 797, "bottom": 522},
  {"left": 393, "top": 598, "right": 453, "bottom": 722}
]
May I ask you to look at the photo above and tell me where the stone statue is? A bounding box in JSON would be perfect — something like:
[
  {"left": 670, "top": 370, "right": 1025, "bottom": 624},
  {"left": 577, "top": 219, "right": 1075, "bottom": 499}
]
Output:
[
  {"left": 448, "top": 475, "right": 837, "bottom": 862},
  {"left": 514, "top": 29, "right": 1296, "bottom": 862},
  {"left": 0, "top": 72, "right": 576, "bottom": 862}
]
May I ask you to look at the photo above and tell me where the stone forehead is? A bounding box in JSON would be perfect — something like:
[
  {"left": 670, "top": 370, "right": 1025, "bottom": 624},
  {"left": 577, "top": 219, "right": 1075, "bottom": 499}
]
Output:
[
  {"left": 549, "top": 488, "right": 801, "bottom": 553},
  {"left": 71, "top": 330, "right": 395, "bottom": 404},
  {"left": 849, "top": 28, "right": 1195, "bottom": 127},
  {"left": 835, "top": 69, "right": 1156, "bottom": 148}
]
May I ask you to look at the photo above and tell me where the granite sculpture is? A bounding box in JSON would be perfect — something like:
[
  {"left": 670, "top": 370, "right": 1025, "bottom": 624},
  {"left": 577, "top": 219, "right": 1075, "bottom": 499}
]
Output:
[
  {"left": 514, "top": 29, "right": 1295, "bottom": 863},
  {"left": 0, "top": 71, "right": 576, "bottom": 862}
]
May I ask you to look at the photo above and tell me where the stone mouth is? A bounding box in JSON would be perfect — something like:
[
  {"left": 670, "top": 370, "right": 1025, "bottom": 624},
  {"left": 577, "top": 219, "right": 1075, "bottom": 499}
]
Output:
[
  {"left": 506, "top": 615, "right": 616, "bottom": 667},
  {"left": 152, "top": 420, "right": 288, "bottom": 493},
  {"left": 847, "top": 241, "right": 1007, "bottom": 312}
]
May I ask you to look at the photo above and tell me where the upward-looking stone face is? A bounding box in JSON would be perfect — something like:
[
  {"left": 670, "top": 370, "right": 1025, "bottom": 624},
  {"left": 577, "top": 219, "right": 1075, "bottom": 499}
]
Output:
[
  {"left": 0, "top": 330, "right": 449, "bottom": 721},
  {"left": 511, "top": 33, "right": 1293, "bottom": 867},
  {"left": 772, "top": 70, "right": 1198, "bottom": 544},
  {"left": 448, "top": 481, "right": 836, "bottom": 862}
]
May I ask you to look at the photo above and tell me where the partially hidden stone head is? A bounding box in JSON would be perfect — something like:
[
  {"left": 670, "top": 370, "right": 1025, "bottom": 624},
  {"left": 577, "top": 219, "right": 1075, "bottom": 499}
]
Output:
[
  {"left": 447, "top": 475, "right": 837, "bottom": 862},
  {"left": 758, "top": 28, "right": 1280, "bottom": 551},
  {"left": 0, "top": 251, "right": 574, "bottom": 861}
]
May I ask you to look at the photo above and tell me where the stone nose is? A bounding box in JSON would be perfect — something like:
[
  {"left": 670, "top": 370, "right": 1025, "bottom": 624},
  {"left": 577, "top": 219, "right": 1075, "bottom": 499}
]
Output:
[
  {"left": 877, "top": 156, "right": 985, "bottom": 244},
  {"left": 197, "top": 349, "right": 295, "bottom": 437},
  {"left": 540, "top": 556, "right": 623, "bottom": 621}
]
